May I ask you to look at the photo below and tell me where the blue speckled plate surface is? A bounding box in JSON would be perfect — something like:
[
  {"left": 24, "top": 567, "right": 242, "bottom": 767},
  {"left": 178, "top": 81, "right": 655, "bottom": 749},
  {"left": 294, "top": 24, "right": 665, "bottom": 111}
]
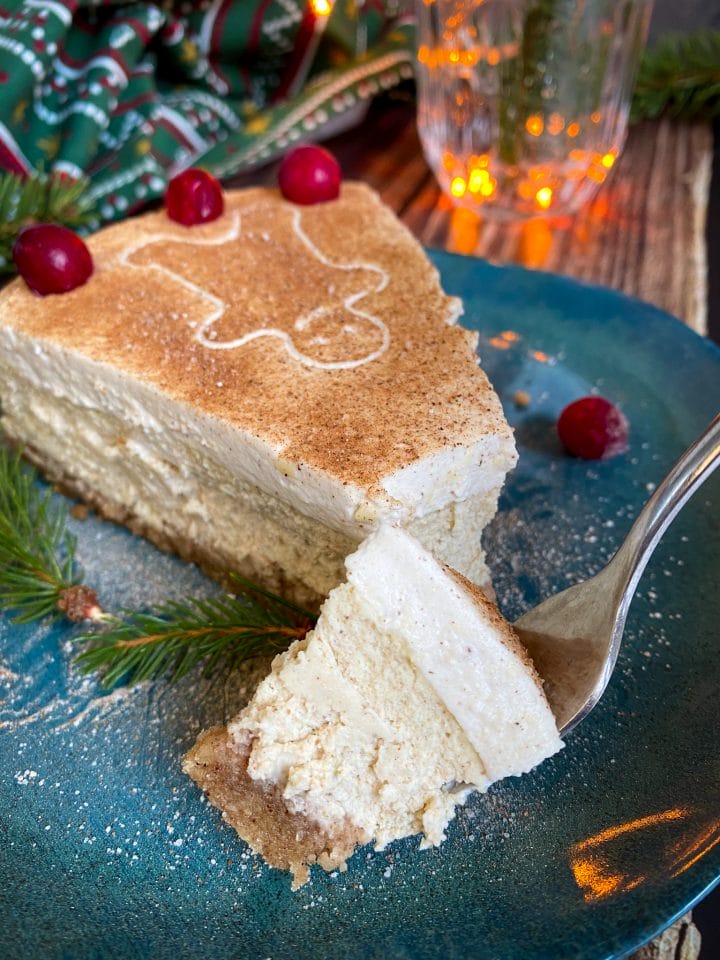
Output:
[{"left": 1, "top": 253, "right": 719, "bottom": 960}]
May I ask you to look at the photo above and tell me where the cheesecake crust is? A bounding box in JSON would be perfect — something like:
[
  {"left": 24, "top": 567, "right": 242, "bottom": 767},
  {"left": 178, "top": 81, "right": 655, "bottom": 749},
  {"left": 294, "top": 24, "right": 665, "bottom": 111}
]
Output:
[{"left": 183, "top": 726, "right": 364, "bottom": 889}]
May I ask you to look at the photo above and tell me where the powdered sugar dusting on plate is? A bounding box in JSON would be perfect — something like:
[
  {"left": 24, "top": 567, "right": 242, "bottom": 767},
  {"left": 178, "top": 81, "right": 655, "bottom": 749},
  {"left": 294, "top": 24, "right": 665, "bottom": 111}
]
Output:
[{"left": 0, "top": 323, "right": 715, "bottom": 913}]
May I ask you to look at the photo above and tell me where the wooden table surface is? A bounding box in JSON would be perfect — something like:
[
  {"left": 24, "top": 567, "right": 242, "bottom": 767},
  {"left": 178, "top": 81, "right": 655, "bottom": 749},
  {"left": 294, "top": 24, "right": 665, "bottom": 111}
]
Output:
[{"left": 233, "top": 94, "right": 717, "bottom": 959}]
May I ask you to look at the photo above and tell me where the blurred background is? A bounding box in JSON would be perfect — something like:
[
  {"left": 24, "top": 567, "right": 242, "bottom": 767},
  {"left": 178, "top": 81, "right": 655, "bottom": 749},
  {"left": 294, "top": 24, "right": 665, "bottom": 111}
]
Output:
[{"left": 650, "top": 0, "right": 720, "bottom": 39}]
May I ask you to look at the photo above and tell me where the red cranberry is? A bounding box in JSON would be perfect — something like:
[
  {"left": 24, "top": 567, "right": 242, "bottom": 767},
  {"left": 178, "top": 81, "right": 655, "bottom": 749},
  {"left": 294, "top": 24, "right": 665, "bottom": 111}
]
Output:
[
  {"left": 557, "top": 396, "right": 630, "bottom": 460},
  {"left": 13, "top": 224, "right": 93, "bottom": 296},
  {"left": 278, "top": 145, "right": 341, "bottom": 205},
  {"left": 165, "top": 168, "right": 224, "bottom": 225}
]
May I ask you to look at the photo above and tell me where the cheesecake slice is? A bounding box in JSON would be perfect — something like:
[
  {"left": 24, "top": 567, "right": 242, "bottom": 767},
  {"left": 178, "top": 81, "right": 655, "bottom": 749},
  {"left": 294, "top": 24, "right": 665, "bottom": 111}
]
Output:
[
  {"left": 0, "top": 183, "right": 516, "bottom": 605},
  {"left": 183, "top": 526, "right": 563, "bottom": 888}
]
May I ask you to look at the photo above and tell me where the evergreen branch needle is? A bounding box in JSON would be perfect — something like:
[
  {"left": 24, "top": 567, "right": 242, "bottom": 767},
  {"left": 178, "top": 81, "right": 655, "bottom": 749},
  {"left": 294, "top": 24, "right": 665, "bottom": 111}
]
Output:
[
  {"left": 113, "top": 623, "right": 306, "bottom": 650},
  {"left": 0, "top": 449, "right": 316, "bottom": 687},
  {"left": 632, "top": 30, "right": 720, "bottom": 121},
  {"left": 74, "top": 596, "right": 317, "bottom": 688},
  {"left": 0, "top": 448, "right": 97, "bottom": 622}
]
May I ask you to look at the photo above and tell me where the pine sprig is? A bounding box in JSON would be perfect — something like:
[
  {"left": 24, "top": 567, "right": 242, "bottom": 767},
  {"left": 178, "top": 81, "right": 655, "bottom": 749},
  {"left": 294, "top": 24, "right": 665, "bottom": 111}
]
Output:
[
  {"left": 0, "top": 449, "right": 84, "bottom": 622},
  {"left": 0, "top": 172, "right": 96, "bottom": 275},
  {"left": 0, "top": 446, "right": 315, "bottom": 685},
  {"left": 632, "top": 30, "right": 720, "bottom": 122},
  {"left": 75, "top": 591, "right": 316, "bottom": 689}
]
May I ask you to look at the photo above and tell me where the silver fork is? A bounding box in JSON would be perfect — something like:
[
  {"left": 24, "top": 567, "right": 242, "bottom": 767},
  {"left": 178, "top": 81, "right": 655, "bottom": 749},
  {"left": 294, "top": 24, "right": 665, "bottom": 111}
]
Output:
[{"left": 514, "top": 413, "right": 720, "bottom": 737}]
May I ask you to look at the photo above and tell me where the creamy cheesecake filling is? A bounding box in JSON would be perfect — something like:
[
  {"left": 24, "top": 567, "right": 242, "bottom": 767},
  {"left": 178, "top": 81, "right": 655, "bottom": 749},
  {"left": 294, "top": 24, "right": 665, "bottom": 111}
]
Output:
[
  {"left": 186, "top": 527, "right": 563, "bottom": 886},
  {"left": 0, "top": 321, "right": 513, "bottom": 534},
  {"left": 345, "top": 530, "right": 563, "bottom": 779},
  {"left": 0, "top": 362, "right": 350, "bottom": 602},
  {"left": 232, "top": 578, "right": 490, "bottom": 850},
  {"left": 0, "top": 334, "right": 501, "bottom": 601},
  {"left": 0, "top": 327, "right": 373, "bottom": 534}
]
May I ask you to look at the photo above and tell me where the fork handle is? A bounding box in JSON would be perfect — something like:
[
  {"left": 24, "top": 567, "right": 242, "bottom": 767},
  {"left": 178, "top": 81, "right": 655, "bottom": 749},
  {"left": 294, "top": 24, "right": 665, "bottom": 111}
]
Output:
[{"left": 612, "top": 413, "right": 720, "bottom": 613}]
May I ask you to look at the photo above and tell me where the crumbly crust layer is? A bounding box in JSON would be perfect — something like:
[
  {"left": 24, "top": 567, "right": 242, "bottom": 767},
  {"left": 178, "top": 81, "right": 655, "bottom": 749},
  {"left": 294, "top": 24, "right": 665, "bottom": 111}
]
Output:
[{"left": 183, "top": 726, "right": 363, "bottom": 889}]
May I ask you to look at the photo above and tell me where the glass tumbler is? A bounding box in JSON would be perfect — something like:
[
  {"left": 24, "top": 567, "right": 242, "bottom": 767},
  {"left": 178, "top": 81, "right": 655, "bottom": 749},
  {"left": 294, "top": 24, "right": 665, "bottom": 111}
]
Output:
[{"left": 415, "top": 0, "right": 653, "bottom": 219}]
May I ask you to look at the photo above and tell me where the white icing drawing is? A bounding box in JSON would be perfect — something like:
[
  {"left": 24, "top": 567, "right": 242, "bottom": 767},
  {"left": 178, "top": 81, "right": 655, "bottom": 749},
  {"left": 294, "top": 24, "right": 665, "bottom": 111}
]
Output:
[{"left": 120, "top": 204, "right": 391, "bottom": 370}]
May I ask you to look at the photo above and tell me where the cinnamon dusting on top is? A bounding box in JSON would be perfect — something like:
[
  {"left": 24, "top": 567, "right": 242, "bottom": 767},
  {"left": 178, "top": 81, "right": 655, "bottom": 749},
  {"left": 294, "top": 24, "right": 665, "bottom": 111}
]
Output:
[{"left": 0, "top": 184, "right": 512, "bottom": 490}]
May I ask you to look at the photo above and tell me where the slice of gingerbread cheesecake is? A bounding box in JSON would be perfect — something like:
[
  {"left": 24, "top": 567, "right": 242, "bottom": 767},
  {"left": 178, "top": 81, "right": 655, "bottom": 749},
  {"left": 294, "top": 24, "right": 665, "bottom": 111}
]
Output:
[
  {"left": 183, "top": 525, "right": 563, "bottom": 888},
  {"left": 0, "top": 183, "right": 516, "bottom": 604}
]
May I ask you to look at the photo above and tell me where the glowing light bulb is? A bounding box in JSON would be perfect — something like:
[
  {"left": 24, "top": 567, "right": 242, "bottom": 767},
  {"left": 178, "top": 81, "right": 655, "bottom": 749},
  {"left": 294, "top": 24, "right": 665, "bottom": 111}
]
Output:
[
  {"left": 525, "top": 114, "right": 544, "bottom": 137},
  {"left": 601, "top": 152, "right": 616, "bottom": 169},
  {"left": 535, "top": 186, "right": 553, "bottom": 210},
  {"left": 450, "top": 177, "right": 466, "bottom": 198},
  {"left": 310, "top": 0, "right": 332, "bottom": 15},
  {"left": 468, "top": 169, "right": 484, "bottom": 193},
  {"left": 468, "top": 167, "right": 489, "bottom": 192},
  {"left": 479, "top": 177, "right": 496, "bottom": 198}
]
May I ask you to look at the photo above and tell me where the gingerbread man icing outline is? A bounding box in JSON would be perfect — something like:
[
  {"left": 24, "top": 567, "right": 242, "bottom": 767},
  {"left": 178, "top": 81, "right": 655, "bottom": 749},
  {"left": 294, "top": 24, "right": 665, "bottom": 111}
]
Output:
[{"left": 118, "top": 205, "right": 391, "bottom": 370}]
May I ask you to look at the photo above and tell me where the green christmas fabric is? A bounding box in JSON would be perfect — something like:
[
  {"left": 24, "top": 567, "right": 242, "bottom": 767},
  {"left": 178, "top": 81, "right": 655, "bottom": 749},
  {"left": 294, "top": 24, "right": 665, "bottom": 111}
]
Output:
[{"left": 0, "top": 1, "right": 415, "bottom": 228}]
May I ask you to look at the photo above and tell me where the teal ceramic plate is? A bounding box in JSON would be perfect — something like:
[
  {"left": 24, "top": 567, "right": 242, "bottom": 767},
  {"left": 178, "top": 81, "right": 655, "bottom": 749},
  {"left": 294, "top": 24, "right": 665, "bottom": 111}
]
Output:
[{"left": 2, "top": 253, "right": 719, "bottom": 960}]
